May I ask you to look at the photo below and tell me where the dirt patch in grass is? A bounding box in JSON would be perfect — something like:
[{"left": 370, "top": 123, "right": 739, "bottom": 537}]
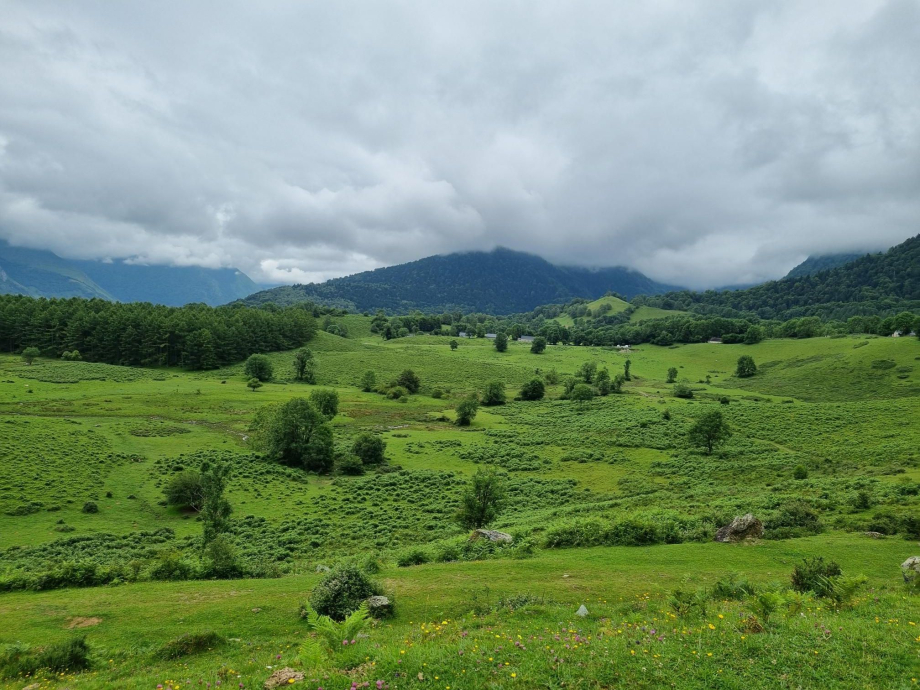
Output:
[{"left": 66, "top": 616, "right": 102, "bottom": 629}]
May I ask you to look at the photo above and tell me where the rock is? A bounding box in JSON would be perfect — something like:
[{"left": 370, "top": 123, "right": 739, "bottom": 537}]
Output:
[
  {"left": 863, "top": 531, "right": 885, "bottom": 539},
  {"left": 315, "top": 564, "right": 330, "bottom": 573},
  {"left": 902, "top": 556, "right": 920, "bottom": 583},
  {"left": 251, "top": 607, "right": 262, "bottom": 613},
  {"left": 23, "top": 684, "right": 41, "bottom": 690},
  {"left": 714, "top": 514, "right": 763, "bottom": 543},
  {"left": 576, "top": 605, "right": 588, "bottom": 617},
  {"left": 469, "top": 529, "right": 513, "bottom": 543},
  {"left": 367, "top": 595, "right": 393, "bottom": 618},
  {"left": 264, "top": 667, "right": 305, "bottom": 689}
]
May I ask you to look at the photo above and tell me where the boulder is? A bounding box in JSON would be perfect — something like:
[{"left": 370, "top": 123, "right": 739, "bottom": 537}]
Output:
[
  {"left": 366, "top": 595, "right": 394, "bottom": 619},
  {"left": 264, "top": 668, "right": 305, "bottom": 689},
  {"left": 902, "top": 556, "right": 920, "bottom": 583},
  {"left": 469, "top": 529, "right": 513, "bottom": 543},
  {"left": 863, "top": 531, "right": 885, "bottom": 539},
  {"left": 714, "top": 514, "right": 763, "bottom": 543}
]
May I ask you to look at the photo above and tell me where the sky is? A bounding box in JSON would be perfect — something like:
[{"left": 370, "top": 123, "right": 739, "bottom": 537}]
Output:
[{"left": 0, "top": 1, "right": 918, "bottom": 289}]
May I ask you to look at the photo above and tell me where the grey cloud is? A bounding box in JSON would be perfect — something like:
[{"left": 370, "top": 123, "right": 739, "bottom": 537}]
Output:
[{"left": 0, "top": 0, "right": 917, "bottom": 289}]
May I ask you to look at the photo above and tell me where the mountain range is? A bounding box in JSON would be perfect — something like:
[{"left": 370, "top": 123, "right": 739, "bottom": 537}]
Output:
[
  {"left": 0, "top": 240, "right": 259, "bottom": 307},
  {"left": 239, "top": 247, "right": 681, "bottom": 313}
]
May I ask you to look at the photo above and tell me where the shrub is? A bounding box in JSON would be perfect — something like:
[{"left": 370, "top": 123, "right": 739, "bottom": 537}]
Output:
[
  {"left": 431, "top": 388, "right": 444, "bottom": 399},
  {"left": 793, "top": 464, "right": 809, "bottom": 480},
  {"left": 791, "top": 556, "right": 842, "bottom": 596},
  {"left": 244, "top": 354, "right": 273, "bottom": 381},
  {"left": 386, "top": 385, "right": 408, "bottom": 400},
  {"left": 673, "top": 382, "right": 693, "bottom": 398},
  {"left": 360, "top": 370, "right": 376, "bottom": 392},
  {"left": 736, "top": 355, "right": 757, "bottom": 378},
  {"left": 150, "top": 551, "right": 195, "bottom": 581},
  {"left": 157, "top": 631, "right": 225, "bottom": 660},
  {"left": 711, "top": 573, "right": 756, "bottom": 600},
  {"left": 163, "top": 470, "right": 204, "bottom": 510},
  {"left": 519, "top": 378, "right": 545, "bottom": 401},
  {"left": 395, "top": 369, "right": 421, "bottom": 393},
  {"left": 246, "top": 377, "right": 262, "bottom": 392},
  {"left": 309, "top": 565, "right": 383, "bottom": 621},
  {"left": 204, "top": 535, "right": 241, "bottom": 579},
  {"left": 569, "top": 383, "right": 594, "bottom": 402},
  {"left": 352, "top": 433, "right": 386, "bottom": 465},
  {"left": 81, "top": 501, "right": 99, "bottom": 514},
  {"left": 20, "top": 346, "right": 40, "bottom": 365},
  {"left": 530, "top": 336, "right": 547, "bottom": 354},
  {"left": 0, "top": 637, "right": 90, "bottom": 678},
  {"left": 310, "top": 389, "right": 339, "bottom": 419},
  {"left": 455, "top": 396, "right": 479, "bottom": 426},
  {"left": 335, "top": 454, "right": 365, "bottom": 476},
  {"left": 481, "top": 381, "right": 506, "bottom": 406},
  {"left": 719, "top": 396, "right": 730, "bottom": 405},
  {"left": 669, "top": 589, "right": 708, "bottom": 617},
  {"left": 397, "top": 549, "right": 431, "bottom": 567}
]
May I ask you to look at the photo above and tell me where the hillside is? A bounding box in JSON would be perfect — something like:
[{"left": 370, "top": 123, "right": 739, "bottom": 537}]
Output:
[
  {"left": 642, "top": 233, "right": 920, "bottom": 320},
  {"left": 0, "top": 240, "right": 259, "bottom": 306},
  {"left": 239, "top": 247, "right": 680, "bottom": 313},
  {"left": 784, "top": 253, "right": 863, "bottom": 279}
]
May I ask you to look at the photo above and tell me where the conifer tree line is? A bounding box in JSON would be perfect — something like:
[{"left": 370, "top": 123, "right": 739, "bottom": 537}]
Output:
[{"left": 0, "top": 295, "right": 319, "bottom": 369}]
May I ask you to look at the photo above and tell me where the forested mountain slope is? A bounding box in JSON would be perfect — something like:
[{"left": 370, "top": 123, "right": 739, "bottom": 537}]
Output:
[
  {"left": 0, "top": 240, "right": 259, "bottom": 306},
  {"left": 239, "top": 247, "right": 679, "bottom": 313},
  {"left": 640, "top": 234, "right": 920, "bottom": 320}
]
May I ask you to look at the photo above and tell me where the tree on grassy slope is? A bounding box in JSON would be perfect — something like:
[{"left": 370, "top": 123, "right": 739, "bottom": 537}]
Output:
[
  {"left": 688, "top": 409, "right": 731, "bottom": 454},
  {"left": 456, "top": 469, "right": 506, "bottom": 529}
]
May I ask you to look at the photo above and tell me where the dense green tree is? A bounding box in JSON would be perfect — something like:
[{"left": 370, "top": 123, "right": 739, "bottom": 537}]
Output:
[
  {"left": 673, "top": 381, "right": 693, "bottom": 398},
  {"left": 530, "top": 336, "right": 547, "bottom": 354},
  {"left": 351, "top": 433, "right": 386, "bottom": 466},
  {"left": 519, "top": 378, "right": 545, "bottom": 401},
  {"left": 21, "top": 346, "right": 40, "bottom": 365},
  {"left": 481, "top": 381, "right": 506, "bottom": 406},
  {"left": 743, "top": 325, "right": 765, "bottom": 344},
  {"left": 570, "top": 383, "right": 595, "bottom": 403},
  {"left": 455, "top": 469, "right": 506, "bottom": 529},
  {"left": 244, "top": 354, "right": 273, "bottom": 381},
  {"left": 736, "top": 355, "right": 757, "bottom": 378},
  {"left": 293, "top": 348, "right": 316, "bottom": 383},
  {"left": 396, "top": 369, "right": 421, "bottom": 393},
  {"left": 163, "top": 470, "right": 205, "bottom": 511},
  {"left": 455, "top": 395, "right": 480, "bottom": 426},
  {"left": 595, "top": 368, "right": 611, "bottom": 395},
  {"left": 310, "top": 389, "right": 339, "bottom": 419},
  {"left": 666, "top": 367, "right": 678, "bottom": 383},
  {"left": 360, "top": 370, "right": 376, "bottom": 392},
  {"left": 494, "top": 332, "right": 508, "bottom": 352},
  {"left": 246, "top": 377, "right": 263, "bottom": 392},
  {"left": 449, "top": 339, "right": 459, "bottom": 351},
  {"left": 624, "top": 358, "right": 632, "bottom": 380},
  {"left": 257, "top": 397, "right": 335, "bottom": 473},
  {"left": 688, "top": 409, "right": 732, "bottom": 454},
  {"left": 611, "top": 373, "right": 626, "bottom": 393},
  {"left": 577, "top": 361, "right": 597, "bottom": 383},
  {"left": 200, "top": 461, "right": 232, "bottom": 545}
]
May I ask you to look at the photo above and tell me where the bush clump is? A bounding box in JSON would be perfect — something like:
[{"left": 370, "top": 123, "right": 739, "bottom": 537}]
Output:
[
  {"left": 0, "top": 637, "right": 91, "bottom": 678},
  {"left": 309, "top": 564, "right": 383, "bottom": 621},
  {"left": 791, "top": 556, "right": 842, "bottom": 596},
  {"left": 156, "top": 631, "right": 225, "bottom": 660},
  {"left": 81, "top": 501, "right": 99, "bottom": 514}
]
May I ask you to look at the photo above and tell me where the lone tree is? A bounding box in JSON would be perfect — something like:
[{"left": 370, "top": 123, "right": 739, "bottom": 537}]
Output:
[
  {"left": 611, "top": 373, "right": 626, "bottom": 393},
  {"left": 482, "top": 381, "right": 506, "bottom": 406},
  {"left": 736, "top": 355, "right": 757, "bottom": 378},
  {"left": 21, "top": 346, "right": 40, "bottom": 365},
  {"left": 494, "top": 332, "right": 508, "bottom": 353},
  {"left": 530, "top": 336, "right": 547, "bottom": 354},
  {"left": 449, "top": 339, "right": 459, "bottom": 351},
  {"left": 200, "top": 461, "right": 232, "bottom": 545},
  {"left": 456, "top": 469, "right": 506, "bottom": 529},
  {"left": 310, "top": 388, "right": 339, "bottom": 419},
  {"left": 570, "top": 383, "right": 595, "bottom": 403},
  {"left": 164, "top": 470, "right": 205, "bottom": 510},
  {"left": 257, "top": 397, "right": 334, "bottom": 473},
  {"left": 455, "top": 395, "right": 480, "bottom": 426},
  {"left": 519, "top": 378, "right": 545, "bottom": 401},
  {"left": 247, "top": 377, "right": 263, "bottom": 392},
  {"left": 293, "top": 348, "right": 316, "bottom": 383},
  {"left": 688, "top": 409, "right": 732, "bottom": 454},
  {"left": 244, "top": 353, "right": 273, "bottom": 381},
  {"left": 595, "top": 368, "right": 611, "bottom": 395},
  {"left": 351, "top": 433, "right": 386, "bottom": 466},
  {"left": 396, "top": 369, "right": 421, "bottom": 393},
  {"left": 360, "top": 370, "right": 376, "bottom": 392},
  {"left": 666, "top": 367, "right": 678, "bottom": 383},
  {"left": 743, "top": 326, "right": 765, "bottom": 344},
  {"left": 624, "top": 358, "right": 632, "bottom": 381}
]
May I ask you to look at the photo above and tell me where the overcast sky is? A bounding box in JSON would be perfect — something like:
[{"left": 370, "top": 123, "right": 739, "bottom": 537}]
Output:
[{"left": 1, "top": 1, "right": 918, "bottom": 289}]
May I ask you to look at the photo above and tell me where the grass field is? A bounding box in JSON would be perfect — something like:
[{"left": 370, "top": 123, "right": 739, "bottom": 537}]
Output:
[{"left": 2, "top": 319, "right": 919, "bottom": 688}]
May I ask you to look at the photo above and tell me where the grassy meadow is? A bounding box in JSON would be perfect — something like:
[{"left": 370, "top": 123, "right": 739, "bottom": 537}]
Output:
[{"left": 2, "top": 319, "right": 920, "bottom": 688}]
